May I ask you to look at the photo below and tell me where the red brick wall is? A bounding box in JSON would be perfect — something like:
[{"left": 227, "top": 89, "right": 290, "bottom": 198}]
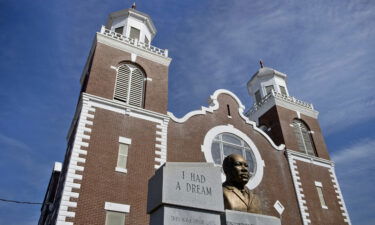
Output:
[
  {"left": 259, "top": 105, "right": 330, "bottom": 160},
  {"left": 71, "top": 108, "right": 158, "bottom": 225},
  {"left": 168, "top": 93, "right": 303, "bottom": 225},
  {"left": 85, "top": 42, "right": 169, "bottom": 114},
  {"left": 296, "top": 161, "right": 347, "bottom": 224}
]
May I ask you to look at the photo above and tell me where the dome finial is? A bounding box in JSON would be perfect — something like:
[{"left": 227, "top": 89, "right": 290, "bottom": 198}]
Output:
[
  {"left": 131, "top": 2, "right": 136, "bottom": 9},
  {"left": 259, "top": 60, "right": 264, "bottom": 68}
]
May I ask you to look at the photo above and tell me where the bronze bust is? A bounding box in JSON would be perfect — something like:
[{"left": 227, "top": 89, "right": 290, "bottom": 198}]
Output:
[{"left": 222, "top": 154, "right": 262, "bottom": 214}]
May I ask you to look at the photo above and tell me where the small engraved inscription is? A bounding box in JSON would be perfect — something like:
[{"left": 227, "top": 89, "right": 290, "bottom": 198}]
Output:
[
  {"left": 170, "top": 215, "right": 216, "bottom": 225},
  {"left": 227, "top": 222, "right": 254, "bottom": 225}
]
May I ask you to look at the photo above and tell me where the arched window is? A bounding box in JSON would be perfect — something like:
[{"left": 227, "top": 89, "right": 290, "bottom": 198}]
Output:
[
  {"left": 211, "top": 133, "right": 257, "bottom": 175},
  {"left": 114, "top": 64, "right": 145, "bottom": 107},
  {"left": 292, "top": 119, "right": 316, "bottom": 156}
]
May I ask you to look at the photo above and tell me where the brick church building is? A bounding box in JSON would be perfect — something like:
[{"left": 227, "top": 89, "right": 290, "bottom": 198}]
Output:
[{"left": 39, "top": 6, "right": 351, "bottom": 225}]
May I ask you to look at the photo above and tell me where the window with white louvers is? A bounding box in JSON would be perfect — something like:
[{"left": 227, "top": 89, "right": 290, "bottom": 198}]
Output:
[
  {"left": 114, "top": 64, "right": 145, "bottom": 107},
  {"left": 292, "top": 119, "right": 317, "bottom": 156}
]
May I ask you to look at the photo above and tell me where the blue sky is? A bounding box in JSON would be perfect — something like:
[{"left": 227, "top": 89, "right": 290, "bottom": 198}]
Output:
[{"left": 0, "top": 0, "right": 374, "bottom": 224}]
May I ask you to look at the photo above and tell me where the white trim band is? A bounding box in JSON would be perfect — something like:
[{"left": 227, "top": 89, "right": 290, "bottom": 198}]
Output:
[{"left": 104, "top": 202, "right": 130, "bottom": 213}]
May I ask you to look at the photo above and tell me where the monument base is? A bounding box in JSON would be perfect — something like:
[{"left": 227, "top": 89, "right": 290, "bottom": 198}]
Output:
[
  {"left": 223, "top": 210, "right": 281, "bottom": 225},
  {"left": 150, "top": 205, "right": 222, "bottom": 225}
]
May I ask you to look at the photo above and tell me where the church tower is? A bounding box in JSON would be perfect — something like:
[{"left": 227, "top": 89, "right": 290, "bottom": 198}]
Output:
[
  {"left": 39, "top": 5, "right": 171, "bottom": 225},
  {"left": 39, "top": 5, "right": 352, "bottom": 225},
  {"left": 246, "top": 63, "right": 351, "bottom": 225}
]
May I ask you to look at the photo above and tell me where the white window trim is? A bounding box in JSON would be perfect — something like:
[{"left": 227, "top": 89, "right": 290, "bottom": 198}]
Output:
[
  {"left": 115, "top": 167, "right": 128, "bottom": 173},
  {"left": 104, "top": 202, "right": 130, "bottom": 213},
  {"left": 201, "top": 124, "right": 265, "bottom": 190},
  {"left": 119, "top": 136, "right": 132, "bottom": 145},
  {"left": 315, "top": 181, "right": 328, "bottom": 209}
]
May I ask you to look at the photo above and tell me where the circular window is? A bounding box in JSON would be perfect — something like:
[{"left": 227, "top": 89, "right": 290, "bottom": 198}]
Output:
[
  {"left": 201, "top": 125, "right": 264, "bottom": 189},
  {"left": 211, "top": 133, "right": 257, "bottom": 175}
]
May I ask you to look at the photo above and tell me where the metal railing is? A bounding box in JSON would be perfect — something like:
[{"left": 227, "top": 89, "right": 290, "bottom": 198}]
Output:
[
  {"left": 247, "top": 90, "right": 314, "bottom": 116},
  {"left": 99, "top": 26, "right": 168, "bottom": 57}
]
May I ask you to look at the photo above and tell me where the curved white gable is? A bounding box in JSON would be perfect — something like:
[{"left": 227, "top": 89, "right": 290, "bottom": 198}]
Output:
[{"left": 168, "top": 89, "right": 285, "bottom": 151}]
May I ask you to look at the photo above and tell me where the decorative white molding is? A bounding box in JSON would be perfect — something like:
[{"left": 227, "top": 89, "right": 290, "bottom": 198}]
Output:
[
  {"left": 104, "top": 202, "right": 130, "bottom": 213},
  {"left": 54, "top": 162, "right": 62, "bottom": 172},
  {"left": 97, "top": 30, "right": 171, "bottom": 66},
  {"left": 168, "top": 89, "right": 285, "bottom": 151},
  {"left": 286, "top": 149, "right": 333, "bottom": 168},
  {"left": 201, "top": 124, "right": 265, "bottom": 190},
  {"left": 57, "top": 97, "right": 95, "bottom": 224},
  {"left": 273, "top": 200, "right": 285, "bottom": 216},
  {"left": 286, "top": 152, "right": 311, "bottom": 225},
  {"left": 119, "top": 136, "right": 132, "bottom": 145},
  {"left": 154, "top": 118, "right": 169, "bottom": 169},
  {"left": 131, "top": 53, "right": 137, "bottom": 62},
  {"left": 329, "top": 167, "right": 352, "bottom": 224},
  {"left": 81, "top": 93, "right": 168, "bottom": 124},
  {"left": 115, "top": 167, "right": 128, "bottom": 173},
  {"left": 246, "top": 90, "right": 319, "bottom": 124},
  {"left": 314, "top": 181, "right": 322, "bottom": 187}
]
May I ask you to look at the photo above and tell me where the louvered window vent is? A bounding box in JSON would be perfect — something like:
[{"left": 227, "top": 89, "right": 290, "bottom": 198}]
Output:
[{"left": 114, "top": 64, "right": 145, "bottom": 107}]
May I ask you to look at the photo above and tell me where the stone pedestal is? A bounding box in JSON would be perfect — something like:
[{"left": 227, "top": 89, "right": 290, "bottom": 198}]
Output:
[
  {"left": 223, "top": 210, "right": 281, "bottom": 225},
  {"left": 147, "top": 162, "right": 224, "bottom": 225}
]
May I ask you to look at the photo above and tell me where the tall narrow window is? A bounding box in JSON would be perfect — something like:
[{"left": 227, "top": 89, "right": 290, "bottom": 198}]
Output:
[
  {"left": 129, "top": 27, "right": 140, "bottom": 40},
  {"left": 105, "top": 211, "right": 125, "bottom": 225},
  {"left": 265, "top": 85, "right": 274, "bottom": 95},
  {"left": 116, "top": 137, "right": 132, "bottom": 173},
  {"left": 117, "top": 144, "right": 128, "bottom": 171},
  {"left": 115, "top": 26, "right": 124, "bottom": 35},
  {"left": 279, "top": 85, "right": 287, "bottom": 96},
  {"left": 315, "top": 182, "right": 328, "bottom": 209},
  {"left": 292, "top": 119, "right": 316, "bottom": 156},
  {"left": 114, "top": 64, "right": 145, "bottom": 107}
]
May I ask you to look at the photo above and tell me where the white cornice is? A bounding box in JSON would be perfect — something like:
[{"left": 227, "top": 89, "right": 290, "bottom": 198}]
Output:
[
  {"left": 96, "top": 33, "right": 172, "bottom": 66},
  {"left": 286, "top": 149, "right": 333, "bottom": 168},
  {"left": 168, "top": 89, "right": 285, "bottom": 151}
]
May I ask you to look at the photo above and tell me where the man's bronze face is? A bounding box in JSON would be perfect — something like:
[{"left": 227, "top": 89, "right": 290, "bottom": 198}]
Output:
[{"left": 227, "top": 154, "right": 250, "bottom": 185}]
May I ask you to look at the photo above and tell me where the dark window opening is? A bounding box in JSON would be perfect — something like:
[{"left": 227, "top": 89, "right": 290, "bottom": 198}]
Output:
[
  {"left": 227, "top": 104, "right": 231, "bottom": 116},
  {"left": 130, "top": 27, "right": 140, "bottom": 40},
  {"left": 115, "top": 26, "right": 124, "bottom": 35}
]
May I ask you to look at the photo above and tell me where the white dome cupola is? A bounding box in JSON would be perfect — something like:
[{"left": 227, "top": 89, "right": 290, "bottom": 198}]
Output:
[
  {"left": 247, "top": 61, "right": 289, "bottom": 105},
  {"left": 106, "top": 3, "right": 157, "bottom": 45}
]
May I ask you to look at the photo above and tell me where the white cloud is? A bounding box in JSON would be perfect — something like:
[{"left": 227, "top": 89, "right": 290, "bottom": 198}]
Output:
[
  {"left": 166, "top": 0, "right": 375, "bottom": 134},
  {"left": 332, "top": 138, "right": 375, "bottom": 225}
]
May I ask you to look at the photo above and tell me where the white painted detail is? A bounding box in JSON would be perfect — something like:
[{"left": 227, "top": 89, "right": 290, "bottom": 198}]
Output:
[
  {"left": 201, "top": 125, "right": 265, "bottom": 190},
  {"left": 97, "top": 32, "right": 171, "bottom": 66},
  {"left": 297, "top": 111, "right": 301, "bottom": 119},
  {"left": 329, "top": 167, "right": 352, "bottom": 224},
  {"left": 314, "top": 181, "right": 323, "bottom": 187},
  {"left": 131, "top": 53, "right": 137, "bottom": 62},
  {"left": 286, "top": 152, "right": 310, "bottom": 225},
  {"left": 146, "top": 77, "right": 152, "bottom": 81},
  {"left": 54, "top": 162, "right": 62, "bottom": 172},
  {"left": 154, "top": 118, "right": 169, "bottom": 169},
  {"left": 273, "top": 200, "right": 285, "bottom": 216},
  {"left": 110, "top": 65, "right": 117, "bottom": 70},
  {"left": 119, "top": 136, "right": 132, "bottom": 145},
  {"left": 168, "top": 89, "right": 284, "bottom": 151},
  {"left": 104, "top": 202, "right": 130, "bottom": 213},
  {"left": 115, "top": 167, "right": 128, "bottom": 173},
  {"left": 57, "top": 98, "right": 95, "bottom": 224}
]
